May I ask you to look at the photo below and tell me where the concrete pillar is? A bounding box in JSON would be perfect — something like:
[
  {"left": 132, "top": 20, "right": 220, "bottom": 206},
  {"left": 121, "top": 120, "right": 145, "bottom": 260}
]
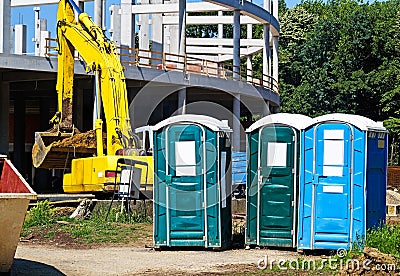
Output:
[
  {"left": 14, "top": 24, "right": 27, "bottom": 55},
  {"left": 263, "top": 24, "right": 271, "bottom": 85},
  {"left": 0, "top": 0, "right": 11, "bottom": 54},
  {"left": 13, "top": 98, "right": 25, "bottom": 172},
  {"left": 9, "top": 25, "right": 13, "bottom": 54},
  {"left": 109, "top": 5, "right": 121, "bottom": 47},
  {"left": 40, "top": 30, "right": 50, "bottom": 57},
  {"left": 218, "top": 10, "right": 223, "bottom": 70},
  {"left": 94, "top": 0, "right": 102, "bottom": 27},
  {"left": 218, "top": 11, "right": 223, "bottom": 39},
  {"left": 139, "top": 0, "right": 150, "bottom": 64},
  {"left": 34, "top": 7, "right": 40, "bottom": 56},
  {"left": 178, "top": 0, "right": 186, "bottom": 56},
  {"left": 165, "top": 0, "right": 178, "bottom": 55},
  {"left": 121, "top": 0, "right": 135, "bottom": 49},
  {"left": 246, "top": 56, "right": 252, "bottom": 82},
  {"left": 102, "top": 0, "right": 106, "bottom": 30},
  {"left": 264, "top": 0, "right": 271, "bottom": 12},
  {"left": 177, "top": 88, "right": 187, "bottom": 115},
  {"left": 167, "top": 25, "right": 177, "bottom": 55},
  {"left": 263, "top": 0, "right": 272, "bottom": 86},
  {"left": 0, "top": 80, "right": 9, "bottom": 156},
  {"left": 151, "top": 4, "right": 163, "bottom": 64},
  {"left": 246, "top": 20, "right": 253, "bottom": 82},
  {"left": 273, "top": 0, "right": 279, "bottom": 20},
  {"left": 34, "top": 8, "right": 49, "bottom": 57},
  {"left": 232, "top": 94, "right": 241, "bottom": 151},
  {"left": 233, "top": 10, "right": 241, "bottom": 80},
  {"left": 272, "top": 36, "right": 279, "bottom": 92}
]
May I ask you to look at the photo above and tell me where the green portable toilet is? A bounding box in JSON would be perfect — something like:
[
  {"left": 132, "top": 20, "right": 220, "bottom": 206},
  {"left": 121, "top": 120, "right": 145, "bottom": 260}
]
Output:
[
  {"left": 245, "top": 113, "right": 313, "bottom": 248},
  {"left": 152, "top": 115, "right": 232, "bottom": 248}
]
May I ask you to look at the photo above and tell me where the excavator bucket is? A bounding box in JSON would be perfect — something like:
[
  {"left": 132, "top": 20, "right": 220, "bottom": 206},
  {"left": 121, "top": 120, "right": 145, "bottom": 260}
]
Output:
[{"left": 32, "top": 130, "right": 98, "bottom": 169}]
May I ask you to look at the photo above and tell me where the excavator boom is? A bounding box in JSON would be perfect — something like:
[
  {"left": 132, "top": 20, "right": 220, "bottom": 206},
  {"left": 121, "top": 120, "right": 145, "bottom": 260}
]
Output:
[{"left": 33, "top": 0, "right": 137, "bottom": 169}]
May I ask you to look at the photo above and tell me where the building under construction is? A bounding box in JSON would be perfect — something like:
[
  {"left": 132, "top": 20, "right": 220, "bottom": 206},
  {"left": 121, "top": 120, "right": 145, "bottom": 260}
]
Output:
[{"left": 0, "top": 0, "right": 279, "bottom": 192}]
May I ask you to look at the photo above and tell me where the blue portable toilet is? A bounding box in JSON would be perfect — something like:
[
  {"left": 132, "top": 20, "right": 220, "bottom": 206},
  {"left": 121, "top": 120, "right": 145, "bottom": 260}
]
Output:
[
  {"left": 298, "top": 113, "right": 388, "bottom": 250},
  {"left": 152, "top": 115, "right": 232, "bottom": 248},
  {"left": 245, "top": 113, "right": 313, "bottom": 248},
  {"left": 232, "top": 152, "right": 246, "bottom": 197}
]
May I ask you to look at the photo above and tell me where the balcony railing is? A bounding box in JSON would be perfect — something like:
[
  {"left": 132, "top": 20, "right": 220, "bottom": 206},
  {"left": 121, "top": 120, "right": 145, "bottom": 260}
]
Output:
[{"left": 45, "top": 37, "right": 279, "bottom": 94}]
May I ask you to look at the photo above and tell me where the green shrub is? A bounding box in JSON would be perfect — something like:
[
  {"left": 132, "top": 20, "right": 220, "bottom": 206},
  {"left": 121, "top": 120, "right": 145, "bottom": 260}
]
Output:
[
  {"left": 90, "top": 204, "right": 152, "bottom": 224},
  {"left": 23, "top": 200, "right": 55, "bottom": 228},
  {"left": 366, "top": 224, "right": 400, "bottom": 258}
]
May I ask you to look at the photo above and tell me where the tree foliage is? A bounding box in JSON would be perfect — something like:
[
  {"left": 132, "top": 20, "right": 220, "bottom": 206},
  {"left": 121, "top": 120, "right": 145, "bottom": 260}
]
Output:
[
  {"left": 184, "top": 0, "right": 400, "bottom": 163},
  {"left": 278, "top": 0, "right": 400, "bottom": 163}
]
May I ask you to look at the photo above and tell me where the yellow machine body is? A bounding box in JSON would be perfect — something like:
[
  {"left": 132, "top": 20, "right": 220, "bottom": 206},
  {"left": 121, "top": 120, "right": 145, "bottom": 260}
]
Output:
[{"left": 63, "top": 155, "right": 153, "bottom": 193}]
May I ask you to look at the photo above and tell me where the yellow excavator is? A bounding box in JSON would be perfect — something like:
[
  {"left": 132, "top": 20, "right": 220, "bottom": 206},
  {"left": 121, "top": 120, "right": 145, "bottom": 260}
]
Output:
[{"left": 32, "top": 0, "right": 153, "bottom": 194}]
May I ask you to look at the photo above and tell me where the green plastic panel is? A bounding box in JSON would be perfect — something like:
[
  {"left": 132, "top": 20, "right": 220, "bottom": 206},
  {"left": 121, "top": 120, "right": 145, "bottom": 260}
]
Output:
[
  {"left": 246, "top": 125, "right": 298, "bottom": 247},
  {"left": 154, "top": 123, "right": 231, "bottom": 248}
]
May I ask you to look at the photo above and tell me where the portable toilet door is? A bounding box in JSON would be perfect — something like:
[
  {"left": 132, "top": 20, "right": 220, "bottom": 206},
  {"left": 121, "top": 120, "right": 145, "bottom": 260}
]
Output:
[
  {"left": 297, "top": 113, "right": 387, "bottom": 251},
  {"left": 366, "top": 124, "right": 388, "bottom": 229},
  {"left": 152, "top": 115, "right": 232, "bottom": 248},
  {"left": 245, "top": 113, "right": 313, "bottom": 248}
]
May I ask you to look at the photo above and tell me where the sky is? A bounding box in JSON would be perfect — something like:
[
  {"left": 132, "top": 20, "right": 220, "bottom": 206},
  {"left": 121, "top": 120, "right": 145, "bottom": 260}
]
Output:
[{"left": 10, "top": 0, "right": 299, "bottom": 55}]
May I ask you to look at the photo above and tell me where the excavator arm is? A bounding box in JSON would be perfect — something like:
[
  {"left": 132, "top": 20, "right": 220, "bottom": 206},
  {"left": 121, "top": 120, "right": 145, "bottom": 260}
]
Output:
[
  {"left": 33, "top": 0, "right": 139, "bottom": 169},
  {"left": 54, "top": 0, "right": 75, "bottom": 131},
  {"left": 32, "top": 0, "right": 153, "bottom": 193},
  {"left": 57, "top": 0, "right": 134, "bottom": 155}
]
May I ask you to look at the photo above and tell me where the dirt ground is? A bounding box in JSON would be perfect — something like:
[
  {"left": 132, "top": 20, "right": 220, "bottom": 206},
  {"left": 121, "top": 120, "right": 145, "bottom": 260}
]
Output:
[
  {"left": 13, "top": 215, "right": 311, "bottom": 275},
  {"left": 11, "top": 243, "right": 310, "bottom": 275},
  {"left": 10, "top": 206, "right": 399, "bottom": 275}
]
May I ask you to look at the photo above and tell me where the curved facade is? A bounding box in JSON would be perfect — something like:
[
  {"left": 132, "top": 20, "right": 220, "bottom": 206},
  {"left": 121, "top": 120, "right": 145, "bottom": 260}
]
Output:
[{"left": 0, "top": 0, "right": 279, "bottom": 191}]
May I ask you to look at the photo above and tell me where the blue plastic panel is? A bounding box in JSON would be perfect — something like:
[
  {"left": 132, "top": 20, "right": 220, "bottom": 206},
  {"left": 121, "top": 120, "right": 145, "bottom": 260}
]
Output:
[
  {"left": 298, "top": 123, "right": 366, "bottom": 250},
  {"left": 366, "top": 133, "right": 388, "bottom": 228},
  {"left": 232, "top": 152, "right": 247, "bottom": 186}
]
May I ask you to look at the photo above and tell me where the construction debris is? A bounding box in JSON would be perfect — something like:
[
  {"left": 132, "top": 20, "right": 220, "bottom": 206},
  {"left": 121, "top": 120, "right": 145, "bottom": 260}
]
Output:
[
  {"left": 344, "top": 247, "right": 398, "bottom": 275},
  {"left": 70, "top": 200, "right": 94, "bottom": 220},
  {"left": 387, "top": 190, "right": 400, "bottom": 205}
]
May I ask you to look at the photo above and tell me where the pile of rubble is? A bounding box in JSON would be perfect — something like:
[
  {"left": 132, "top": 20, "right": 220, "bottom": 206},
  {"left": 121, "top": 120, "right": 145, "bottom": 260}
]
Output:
[
  {"left": 387, "top": 190, "right": 400, "bottom": 205},
  {"left": 344, "top": 247, "right": 399, "bottom": 275}
]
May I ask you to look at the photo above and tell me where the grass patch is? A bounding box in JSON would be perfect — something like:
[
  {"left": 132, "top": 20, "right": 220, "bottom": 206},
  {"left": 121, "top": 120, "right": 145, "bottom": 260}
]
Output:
[
  {"left": 21, "top": 200, "right": 152, "bottom": 245},
  {"left": 23, "top": 200, "right": 55, "bottom": 228},
  {"left": 365, "top": 224, "right": 400, "bottom": 258},
  {"left": 91, "top": 204, "right": 152, "bottom": 224},
  {"left": 67, "top": 221, "right": 139, "bottom": 243}
]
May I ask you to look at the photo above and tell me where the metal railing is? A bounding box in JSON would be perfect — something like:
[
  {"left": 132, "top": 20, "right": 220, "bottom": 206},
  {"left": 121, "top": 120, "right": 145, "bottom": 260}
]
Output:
[{"left": 45, "top": 37, "right": 279, "bottom": 94}]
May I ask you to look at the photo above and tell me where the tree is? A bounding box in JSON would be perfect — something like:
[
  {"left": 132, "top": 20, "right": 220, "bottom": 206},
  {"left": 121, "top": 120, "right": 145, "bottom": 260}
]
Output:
[
  {"left": 275, "top": 0, "right": 400, "bottom": 163},
  {"left": 278, "top": 5, "right": 319, "bottom": 114}
]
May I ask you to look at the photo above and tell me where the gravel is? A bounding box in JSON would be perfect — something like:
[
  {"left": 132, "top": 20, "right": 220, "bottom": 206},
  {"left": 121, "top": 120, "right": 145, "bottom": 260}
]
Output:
[{"left": 12, "top": 244, "right": 309, "bottom": 275}]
